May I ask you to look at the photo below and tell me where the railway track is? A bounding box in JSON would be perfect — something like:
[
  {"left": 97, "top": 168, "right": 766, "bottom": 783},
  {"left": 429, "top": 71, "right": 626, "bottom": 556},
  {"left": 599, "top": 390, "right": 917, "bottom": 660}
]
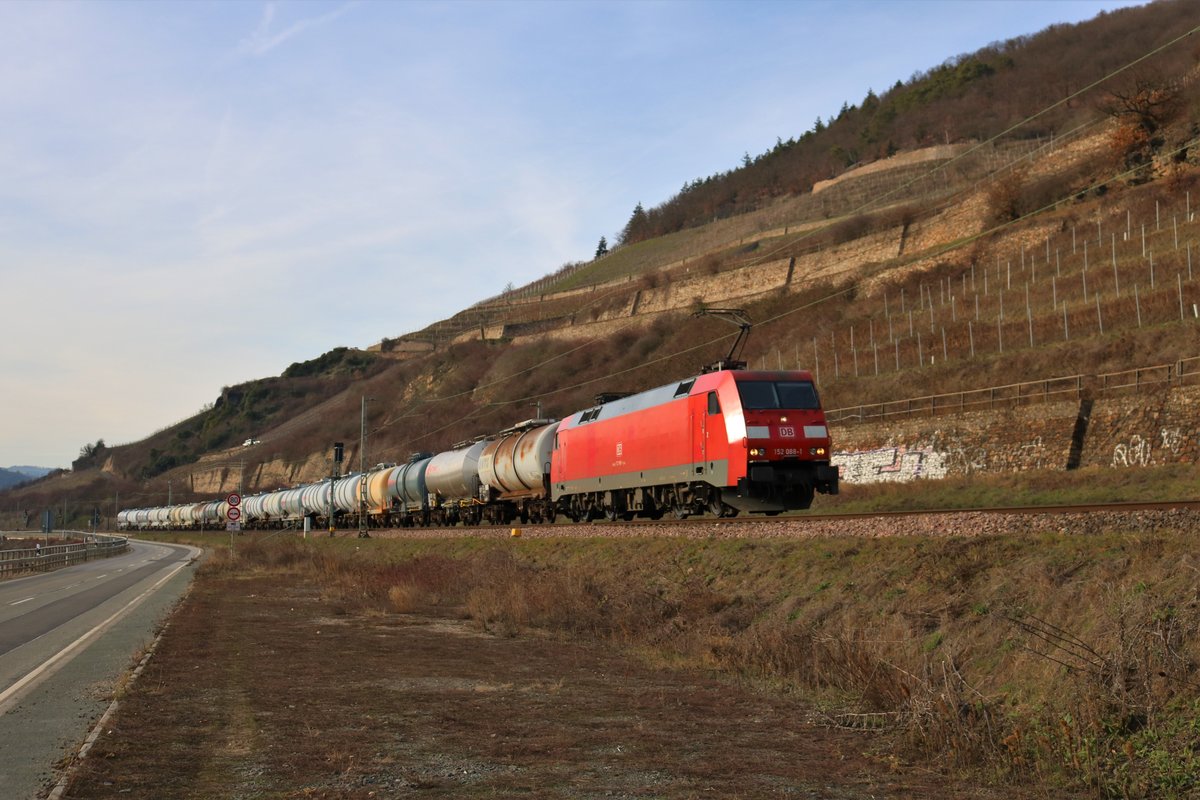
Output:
[{"left": 320, "top": 498, "right": 1200, "bottom": 540}]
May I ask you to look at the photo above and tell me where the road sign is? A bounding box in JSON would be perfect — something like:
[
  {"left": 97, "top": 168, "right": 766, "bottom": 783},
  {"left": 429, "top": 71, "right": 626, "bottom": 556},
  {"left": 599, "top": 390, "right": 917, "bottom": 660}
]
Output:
[
  {"left": 227, "top": 493, "right": 242, "bottom": 507},
  {"left": 226, "top": 522, "right": 241, "bottom": 532},
  {"left": 227, "top": 507, "right": 242, "bottom": 521}
]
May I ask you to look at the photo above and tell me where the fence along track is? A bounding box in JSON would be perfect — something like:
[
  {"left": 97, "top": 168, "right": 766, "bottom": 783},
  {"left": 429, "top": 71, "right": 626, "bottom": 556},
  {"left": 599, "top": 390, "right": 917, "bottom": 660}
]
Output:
[
  {"left": 826, "top": 355, "right": 1200, "bottom": 425},
  {"left": 0, "top": 532, "right": 129, "bottom": 577}
]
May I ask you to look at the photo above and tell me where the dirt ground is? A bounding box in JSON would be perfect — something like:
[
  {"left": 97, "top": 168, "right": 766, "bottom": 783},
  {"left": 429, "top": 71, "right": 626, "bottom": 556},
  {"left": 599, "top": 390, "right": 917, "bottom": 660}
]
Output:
[{"left": 59, "top": 567, "right": 1007, "bottom": 799}]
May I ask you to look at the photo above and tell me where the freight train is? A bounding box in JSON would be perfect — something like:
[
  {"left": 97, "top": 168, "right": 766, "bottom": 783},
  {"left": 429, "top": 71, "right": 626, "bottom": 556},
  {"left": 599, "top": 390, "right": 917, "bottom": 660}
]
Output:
[{"left": 117, "top": 368, "right": 839, "bottom": 531}]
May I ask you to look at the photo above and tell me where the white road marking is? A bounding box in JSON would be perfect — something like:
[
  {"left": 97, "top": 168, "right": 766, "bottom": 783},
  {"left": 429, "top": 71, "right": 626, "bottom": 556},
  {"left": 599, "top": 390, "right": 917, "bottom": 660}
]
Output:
[
  {"left": 0, "top": 554, "right": 194, "bottom": 716},
  {"left": 9, "top": 597, "right": 35, "bottom": 606}
]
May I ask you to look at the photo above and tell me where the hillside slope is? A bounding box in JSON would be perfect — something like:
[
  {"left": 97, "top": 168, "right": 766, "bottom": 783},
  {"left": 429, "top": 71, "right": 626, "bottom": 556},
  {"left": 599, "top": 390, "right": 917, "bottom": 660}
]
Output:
[{"left": 4, "top": 2, "right": 1200, "bottom": 525}]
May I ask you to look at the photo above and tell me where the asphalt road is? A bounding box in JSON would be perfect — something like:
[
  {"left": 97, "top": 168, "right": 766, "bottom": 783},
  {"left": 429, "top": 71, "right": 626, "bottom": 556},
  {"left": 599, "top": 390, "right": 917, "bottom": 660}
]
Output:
[{"left": 0, "top": 539, "right": 198, "bottom": 798}]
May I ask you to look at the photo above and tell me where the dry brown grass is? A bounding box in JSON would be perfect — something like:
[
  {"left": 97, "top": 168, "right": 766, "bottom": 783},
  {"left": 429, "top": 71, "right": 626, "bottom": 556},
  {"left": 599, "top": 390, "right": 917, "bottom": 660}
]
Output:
[
  {"left": 300, "top": 529, "right": 1200, "bottom": 795},
  {"left": 133, "top": 523, "right": 1200, "bottom": 796}
]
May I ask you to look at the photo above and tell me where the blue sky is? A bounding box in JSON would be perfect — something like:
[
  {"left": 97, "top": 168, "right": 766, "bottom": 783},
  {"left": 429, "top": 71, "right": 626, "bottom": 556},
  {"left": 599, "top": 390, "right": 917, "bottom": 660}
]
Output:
[{"left": 0, "top": 0, "right": 1144, "bottom": 468}]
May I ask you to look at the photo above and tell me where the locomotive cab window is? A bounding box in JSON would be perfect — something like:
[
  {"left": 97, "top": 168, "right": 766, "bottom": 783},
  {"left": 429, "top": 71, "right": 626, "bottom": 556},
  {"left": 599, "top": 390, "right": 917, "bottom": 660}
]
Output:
[
  {"left": 707, "top": 391, "right": 721, "bottom": 416},
  {"left": 737, "top": 380, "right": 820, "bottom": 410}
]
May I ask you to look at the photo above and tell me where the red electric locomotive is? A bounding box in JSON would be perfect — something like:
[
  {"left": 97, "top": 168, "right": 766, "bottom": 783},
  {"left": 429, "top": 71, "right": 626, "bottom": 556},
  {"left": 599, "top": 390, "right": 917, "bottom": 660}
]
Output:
[{"left": 550, "top": 369, "right": 838, "bottom": 520}]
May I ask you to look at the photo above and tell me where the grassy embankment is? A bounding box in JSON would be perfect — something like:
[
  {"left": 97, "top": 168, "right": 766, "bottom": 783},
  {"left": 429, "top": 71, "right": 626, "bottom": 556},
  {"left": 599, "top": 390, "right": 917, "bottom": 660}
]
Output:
[
  {"left": 812, "top": 463, "right": 1200, "bottom": 514},
  {"left": 153, "top": 473, "right": 1200, "bottom": 798}
]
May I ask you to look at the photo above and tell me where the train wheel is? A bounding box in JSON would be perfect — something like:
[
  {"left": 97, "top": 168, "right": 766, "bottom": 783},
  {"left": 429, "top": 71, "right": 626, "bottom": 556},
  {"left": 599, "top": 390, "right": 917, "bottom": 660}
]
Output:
[{"left": 671, "top": 503, "right": 689, "bottom": 520}]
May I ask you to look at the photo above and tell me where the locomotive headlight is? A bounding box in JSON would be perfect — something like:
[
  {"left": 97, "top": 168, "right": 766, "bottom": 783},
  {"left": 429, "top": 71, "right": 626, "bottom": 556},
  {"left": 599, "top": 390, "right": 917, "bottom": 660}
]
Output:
[
  {"left": 749, "top": 448, "right": 764, "bottom": 457},
  {"left": 780, "top": 416, "right": 788, "bottom": 422},
  {"left": 810, "top": 447, "right": 826, "bottom": 456}
]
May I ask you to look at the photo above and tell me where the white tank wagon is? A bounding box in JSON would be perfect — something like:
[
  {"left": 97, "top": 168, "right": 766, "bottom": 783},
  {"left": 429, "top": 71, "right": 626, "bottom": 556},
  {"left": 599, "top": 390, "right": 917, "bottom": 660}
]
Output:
[
  {"left": 332, "top": 473, "right": 364, "bottom": 515},
  {"left": 277, "top": 486, "right": 306, "bottom": 524},
  {"left": 386, "top": 455, "right": 432, "bottom": 526},
  {"left": 477, "top": 420, "right": 559, "bottom": 524},
  {"left": 260, "top": 491, "right": 285, "bottom": 524},
  {"left": 239, "top": 495, "right": 264, "bottom": 526},
  {"left": 425, "top": 440, "right": 490, "bottom": 525},
  {"left": 301, "top": 481, "right": 331, "bottom": 518},
  {"left": 363, "top": 466, "right": 396, "bottom": 520},
  {"left": 187, "top": 502, "right": 208, "bottom": 528}
]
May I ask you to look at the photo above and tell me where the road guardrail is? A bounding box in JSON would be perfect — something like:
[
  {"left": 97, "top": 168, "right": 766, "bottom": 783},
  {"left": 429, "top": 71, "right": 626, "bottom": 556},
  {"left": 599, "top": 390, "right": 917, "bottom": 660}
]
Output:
[{"left": 0, "top": 532, "right": 129, "bottom": 577}]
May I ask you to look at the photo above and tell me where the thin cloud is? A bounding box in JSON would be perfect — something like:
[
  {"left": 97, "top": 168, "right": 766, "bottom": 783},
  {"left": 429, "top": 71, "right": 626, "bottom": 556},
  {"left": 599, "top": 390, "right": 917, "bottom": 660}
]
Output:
[{"left": 236, "top": 1, "right": 355, "bottom": 57}]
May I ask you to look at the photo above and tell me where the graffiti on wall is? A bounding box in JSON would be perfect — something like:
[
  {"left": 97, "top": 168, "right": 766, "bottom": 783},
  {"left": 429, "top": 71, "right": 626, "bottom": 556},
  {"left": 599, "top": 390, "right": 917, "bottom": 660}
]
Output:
[
  {"left": 1019, "top": 436, "right": 1047, "bottom": 470},
  {"left": 832, "top": 446, "right": 949, "bottom": 484},
  {"left": 1160, "top": 427, "right": 1185, "bottom": 455},
  {"left": 1111, "top": 427, "right": 1189, "bottom": 468}
]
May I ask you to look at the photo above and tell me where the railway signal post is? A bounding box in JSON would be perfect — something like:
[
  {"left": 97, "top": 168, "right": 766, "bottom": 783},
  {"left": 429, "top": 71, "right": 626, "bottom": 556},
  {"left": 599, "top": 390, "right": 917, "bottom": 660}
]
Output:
[{"left": 329, "top": 442, "right": 343, "bottom": 536}]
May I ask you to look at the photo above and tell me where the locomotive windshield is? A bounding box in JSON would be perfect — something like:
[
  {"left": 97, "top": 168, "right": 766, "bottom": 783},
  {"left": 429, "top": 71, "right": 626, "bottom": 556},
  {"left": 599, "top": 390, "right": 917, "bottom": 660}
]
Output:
[{"left": 736, "top": 380, "right": 819, "bottom": 410}]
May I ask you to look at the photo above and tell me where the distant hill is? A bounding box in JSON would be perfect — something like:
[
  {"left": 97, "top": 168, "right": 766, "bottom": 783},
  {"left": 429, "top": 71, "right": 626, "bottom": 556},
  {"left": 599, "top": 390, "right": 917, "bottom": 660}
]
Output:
[
  {"left": 0, "top": 466, "right": 53, "bottom": 491},
  {"left": 0, "top": 469, "right": 30, "bottom": 490},
  {"left": 8, "top": 466, "right": 53, "bottom": 478}
]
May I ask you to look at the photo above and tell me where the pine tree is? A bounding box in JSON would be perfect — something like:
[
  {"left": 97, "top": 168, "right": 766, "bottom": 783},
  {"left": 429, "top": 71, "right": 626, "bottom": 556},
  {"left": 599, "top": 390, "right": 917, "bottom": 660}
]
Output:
[
  {"left": 595, "top": 236, "right": 608, "bottom": 259},
  {"left": 620, "top": 202, "right": 647, "bottom": 245}
]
